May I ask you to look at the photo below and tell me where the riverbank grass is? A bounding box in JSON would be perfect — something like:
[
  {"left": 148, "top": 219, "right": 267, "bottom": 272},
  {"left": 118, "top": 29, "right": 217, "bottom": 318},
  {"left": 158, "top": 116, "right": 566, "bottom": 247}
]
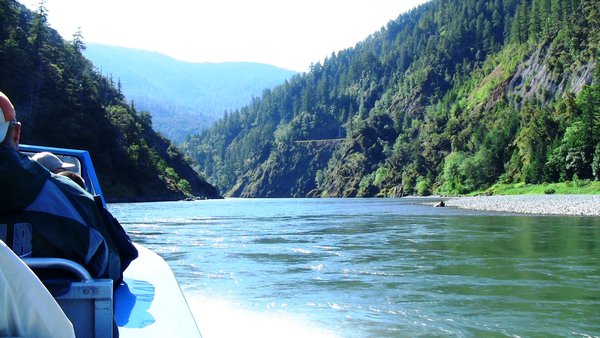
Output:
[{"left": 480, "top": 180, "right": 600, "bottom": 195}]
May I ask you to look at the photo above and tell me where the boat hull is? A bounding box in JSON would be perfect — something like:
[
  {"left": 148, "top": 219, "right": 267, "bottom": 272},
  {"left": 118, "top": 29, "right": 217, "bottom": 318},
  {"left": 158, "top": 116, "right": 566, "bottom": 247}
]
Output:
[{"left": 116, "top": 243, "right": 202, "bottom": 337}]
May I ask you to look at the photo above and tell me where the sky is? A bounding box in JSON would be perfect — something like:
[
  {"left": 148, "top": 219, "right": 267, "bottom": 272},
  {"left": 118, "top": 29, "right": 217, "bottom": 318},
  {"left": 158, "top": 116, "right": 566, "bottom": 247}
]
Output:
[{"left": 19, "top": 0, "right": 429, "bottom": 72}]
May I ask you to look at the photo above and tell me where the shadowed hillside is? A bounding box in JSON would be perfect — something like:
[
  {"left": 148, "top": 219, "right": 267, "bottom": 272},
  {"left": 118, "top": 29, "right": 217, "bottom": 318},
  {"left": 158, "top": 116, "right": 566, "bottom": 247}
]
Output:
[{"left": 0, "top": 0, "right": 221, "bottom": 201}]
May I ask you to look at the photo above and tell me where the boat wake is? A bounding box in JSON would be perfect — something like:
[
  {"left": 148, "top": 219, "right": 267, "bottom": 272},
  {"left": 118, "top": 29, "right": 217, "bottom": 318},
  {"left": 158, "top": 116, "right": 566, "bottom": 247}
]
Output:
[{"left": 185, "top": 291, "right": 341, "bottom": 338}]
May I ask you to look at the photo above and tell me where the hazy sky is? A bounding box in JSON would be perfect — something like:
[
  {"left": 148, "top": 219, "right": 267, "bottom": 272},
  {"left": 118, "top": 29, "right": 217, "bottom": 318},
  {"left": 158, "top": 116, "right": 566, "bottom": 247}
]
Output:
[{"left": 19, "top": 0, "right": 429, "bottom": 72}]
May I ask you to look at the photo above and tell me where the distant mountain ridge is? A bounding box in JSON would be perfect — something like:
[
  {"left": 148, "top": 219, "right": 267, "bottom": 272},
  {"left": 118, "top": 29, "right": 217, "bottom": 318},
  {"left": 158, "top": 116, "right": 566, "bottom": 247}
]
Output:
[{"left": 84, "top": 43, "right": 297, "bottom": 142}]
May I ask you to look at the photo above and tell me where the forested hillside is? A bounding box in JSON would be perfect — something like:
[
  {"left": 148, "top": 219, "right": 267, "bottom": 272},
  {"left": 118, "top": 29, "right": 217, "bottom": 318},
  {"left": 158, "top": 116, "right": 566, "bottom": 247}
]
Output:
[
  {"left": 183, "top": 0, "right": 599, "bottom": 197},
  {"left": 0, "top": 0, "right": 221, "bottom": 201},
  {"left": 84, "top": 44, "right": 297, "bottom": 143}
]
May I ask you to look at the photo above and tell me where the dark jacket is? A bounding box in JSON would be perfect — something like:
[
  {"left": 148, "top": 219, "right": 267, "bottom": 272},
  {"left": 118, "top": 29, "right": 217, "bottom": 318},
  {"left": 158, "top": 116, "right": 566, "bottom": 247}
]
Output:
[{"left": 0, "top": 145, "right": 121, "bottom": 283}]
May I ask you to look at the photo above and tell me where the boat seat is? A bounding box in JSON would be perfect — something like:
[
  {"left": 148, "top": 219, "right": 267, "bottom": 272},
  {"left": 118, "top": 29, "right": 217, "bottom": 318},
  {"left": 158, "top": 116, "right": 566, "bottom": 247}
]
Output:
[
  {"left": 24, "top": 258, "right": 114, "bottom": 338},
  {"left": 1, "top": 220, "right": 114, "bottom": 338}
]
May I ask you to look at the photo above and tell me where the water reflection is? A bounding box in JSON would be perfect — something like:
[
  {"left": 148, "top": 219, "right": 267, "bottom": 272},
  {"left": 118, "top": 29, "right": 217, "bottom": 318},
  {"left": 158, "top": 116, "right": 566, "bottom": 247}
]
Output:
[{"left": 115, "top": 279, "right": 155, "bottom": 328}]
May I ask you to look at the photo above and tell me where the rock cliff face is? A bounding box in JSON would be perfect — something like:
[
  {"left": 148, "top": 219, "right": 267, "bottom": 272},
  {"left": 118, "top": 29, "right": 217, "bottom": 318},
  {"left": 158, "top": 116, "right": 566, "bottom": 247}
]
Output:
[{"left": 507, "top": 46, "right": 595, "bottom": 107}]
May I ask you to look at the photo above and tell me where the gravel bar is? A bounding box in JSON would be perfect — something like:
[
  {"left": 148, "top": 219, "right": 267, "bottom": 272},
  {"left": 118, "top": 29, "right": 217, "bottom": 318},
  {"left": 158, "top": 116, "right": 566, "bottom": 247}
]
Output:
[{"left": 443, "top": 194, "right": 600, "bottom": 216}]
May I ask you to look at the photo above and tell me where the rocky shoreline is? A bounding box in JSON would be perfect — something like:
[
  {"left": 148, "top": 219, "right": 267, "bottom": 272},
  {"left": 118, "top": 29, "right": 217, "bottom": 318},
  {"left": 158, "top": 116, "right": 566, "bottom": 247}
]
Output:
[{"left": 441, "top": 194, "right": 600, "bottom": 216}]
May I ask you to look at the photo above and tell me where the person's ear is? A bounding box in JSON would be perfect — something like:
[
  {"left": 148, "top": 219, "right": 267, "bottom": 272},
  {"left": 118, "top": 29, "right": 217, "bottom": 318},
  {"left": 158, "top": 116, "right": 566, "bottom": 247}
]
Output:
[{"left": 11, "top": 122, "right": 21, "bottom": 149}]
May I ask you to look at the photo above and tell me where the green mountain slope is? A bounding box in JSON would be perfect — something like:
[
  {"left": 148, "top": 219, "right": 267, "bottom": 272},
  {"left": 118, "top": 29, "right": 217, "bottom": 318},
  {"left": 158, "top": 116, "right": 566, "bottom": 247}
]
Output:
[
  {"left": 183, "top": 0, "right": 599, "bottom": 197},
  {"left": 0, "top": 0, "right": 221, "bottom": 201},
  {"left": 84, "top": 44, "right": 297, "bottom": 143}
]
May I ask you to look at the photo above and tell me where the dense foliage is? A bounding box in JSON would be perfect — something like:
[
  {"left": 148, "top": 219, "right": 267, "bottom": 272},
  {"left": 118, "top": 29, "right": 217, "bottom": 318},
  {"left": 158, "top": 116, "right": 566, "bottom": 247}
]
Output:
[
  {"left": 0, "top": 0, "right": 220, "bottom": 201},
  {"left": 183, "top": 0, "right": 599, "bottom": 197}
]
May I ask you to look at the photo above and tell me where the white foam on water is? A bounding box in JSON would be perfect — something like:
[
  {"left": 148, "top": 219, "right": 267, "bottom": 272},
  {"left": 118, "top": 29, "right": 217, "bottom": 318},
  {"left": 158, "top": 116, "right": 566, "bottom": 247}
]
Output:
[{"left": 186, "top": 292, "right": 342, "bottom": 338}]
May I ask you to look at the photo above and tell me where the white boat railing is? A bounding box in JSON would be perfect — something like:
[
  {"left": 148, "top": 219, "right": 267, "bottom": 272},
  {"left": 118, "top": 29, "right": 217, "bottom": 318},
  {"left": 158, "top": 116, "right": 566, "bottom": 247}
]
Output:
[{"left": 23, "top": 257, "right": 93, "bottom": 280}]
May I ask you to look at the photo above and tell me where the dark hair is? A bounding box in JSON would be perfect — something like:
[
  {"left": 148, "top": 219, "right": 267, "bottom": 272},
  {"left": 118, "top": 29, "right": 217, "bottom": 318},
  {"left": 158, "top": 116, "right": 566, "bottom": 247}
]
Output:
[{"left": 58, "top": 171, "right": 86, "bottom": 189}]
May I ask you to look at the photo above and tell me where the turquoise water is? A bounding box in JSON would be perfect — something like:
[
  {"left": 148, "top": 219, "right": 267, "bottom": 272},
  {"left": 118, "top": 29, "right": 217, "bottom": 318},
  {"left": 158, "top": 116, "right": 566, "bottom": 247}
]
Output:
[{"left": 108, "top": 198, "right": 600, "bottom": 338}]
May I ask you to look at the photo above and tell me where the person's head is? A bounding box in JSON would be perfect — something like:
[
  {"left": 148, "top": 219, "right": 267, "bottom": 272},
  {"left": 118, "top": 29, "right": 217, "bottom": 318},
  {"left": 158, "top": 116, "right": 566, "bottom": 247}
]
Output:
[
  {"left": 31, "top": 152, "right": 76, "bottom": 174},
  {"left": 0, "top": 91, "right": 20, "bottom": 150},
  {"left": 58, "top": 171, "right": 86, "bottom": 189}
]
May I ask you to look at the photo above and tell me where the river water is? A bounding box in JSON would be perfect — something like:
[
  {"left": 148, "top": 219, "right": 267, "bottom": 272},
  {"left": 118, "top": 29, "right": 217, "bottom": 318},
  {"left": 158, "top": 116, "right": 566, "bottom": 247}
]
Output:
[{"left": 108, "top": 198, "right": 600, "bottom": 338}]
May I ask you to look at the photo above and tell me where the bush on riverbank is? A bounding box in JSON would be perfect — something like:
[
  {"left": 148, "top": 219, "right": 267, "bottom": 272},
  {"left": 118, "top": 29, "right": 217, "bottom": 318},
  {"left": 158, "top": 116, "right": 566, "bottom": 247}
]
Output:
[{"left": 481, "top": 180, "right": 600, "bottom": 195}]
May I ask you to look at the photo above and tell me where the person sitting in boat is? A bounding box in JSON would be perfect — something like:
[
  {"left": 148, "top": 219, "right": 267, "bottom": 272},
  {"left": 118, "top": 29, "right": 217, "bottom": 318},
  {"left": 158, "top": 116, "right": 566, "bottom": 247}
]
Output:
[
  {"left": 31, "top": 151, "right": 76, "bottom": 174},
  {"left": 0, "top": 91, "right": 122, "bottom": 284},
  {"left": 35, "top": 157, "right": 139, "bottom": 278}
]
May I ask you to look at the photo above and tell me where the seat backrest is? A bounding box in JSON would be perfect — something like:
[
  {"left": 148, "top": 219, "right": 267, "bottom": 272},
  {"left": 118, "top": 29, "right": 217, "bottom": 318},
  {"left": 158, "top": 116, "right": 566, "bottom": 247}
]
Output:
[
  {"left": 0, "top": 216, "right": 114, "bottom": 338},
  {"left": 0, "top": 220, "right": 32, "bottom": 257}
]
